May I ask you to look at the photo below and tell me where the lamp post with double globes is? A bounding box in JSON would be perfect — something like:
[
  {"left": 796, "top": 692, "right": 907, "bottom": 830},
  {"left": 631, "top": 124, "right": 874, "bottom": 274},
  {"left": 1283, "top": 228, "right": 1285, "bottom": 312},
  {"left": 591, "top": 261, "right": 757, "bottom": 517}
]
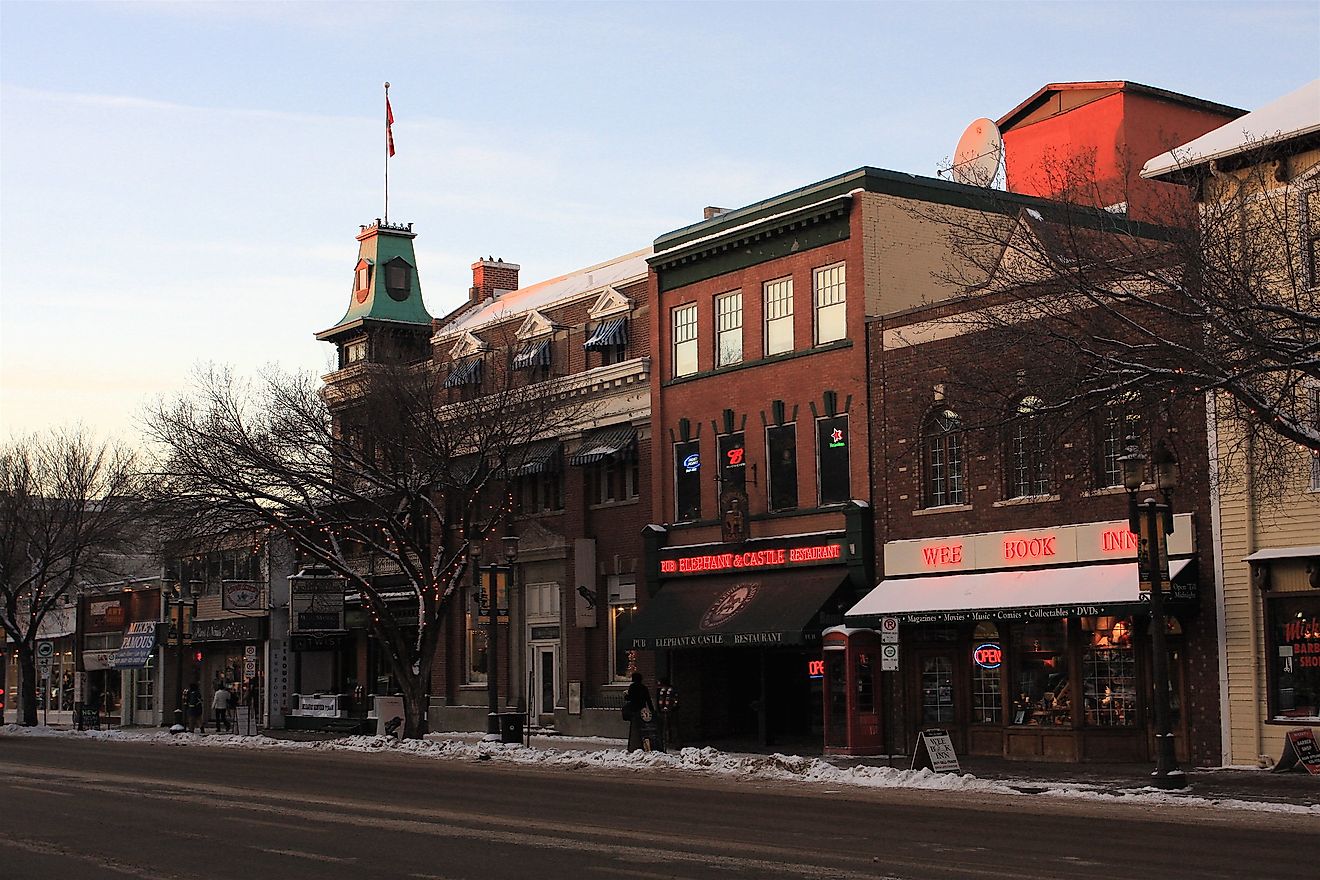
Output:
[{"left": 1118, "top": 438, "right": 1187, "bottom": 789}]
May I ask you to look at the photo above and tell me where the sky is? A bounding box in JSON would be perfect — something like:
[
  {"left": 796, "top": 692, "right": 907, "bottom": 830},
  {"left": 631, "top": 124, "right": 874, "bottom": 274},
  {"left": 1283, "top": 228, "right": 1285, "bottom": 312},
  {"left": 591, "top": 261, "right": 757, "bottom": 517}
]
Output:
[{"left": 2, "top": 1, "right": 1317, "bottom": 443}]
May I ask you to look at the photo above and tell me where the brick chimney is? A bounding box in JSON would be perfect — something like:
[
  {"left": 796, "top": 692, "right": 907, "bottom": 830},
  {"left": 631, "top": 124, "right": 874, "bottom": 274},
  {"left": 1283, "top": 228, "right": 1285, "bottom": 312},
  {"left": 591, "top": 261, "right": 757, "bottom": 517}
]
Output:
[
  {"left": 703, "top": 206, "right": 731, "bottom": 220},
  {"left": 470, "top": 257, "right": 520, "bottom": 304}
]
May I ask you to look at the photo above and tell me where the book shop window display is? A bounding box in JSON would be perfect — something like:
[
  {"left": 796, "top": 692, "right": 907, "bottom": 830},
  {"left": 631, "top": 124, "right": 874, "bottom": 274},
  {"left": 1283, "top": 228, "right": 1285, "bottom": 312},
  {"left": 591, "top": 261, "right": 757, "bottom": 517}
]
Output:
[
  {"left": 1012, "top": 622, "right": 1070, "bottom": 725},
  {"left": 1081, "top": 616, "right": 1136, "bottom": 727}
]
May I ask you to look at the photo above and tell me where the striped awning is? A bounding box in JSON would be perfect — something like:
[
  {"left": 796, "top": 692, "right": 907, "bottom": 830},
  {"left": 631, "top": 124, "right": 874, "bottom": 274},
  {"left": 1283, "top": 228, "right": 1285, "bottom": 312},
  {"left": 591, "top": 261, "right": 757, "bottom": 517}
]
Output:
[
  {"left": 444, "top": 358, "right": 482, "bottom": 388},
  {"left": 569, "top": 426, "right": 636, "bottom": 466},
  {"left": 513, "top": 339, "right": 552, "bottom": 369},
  {"left": 450, "top": 454, "right": 481, "bottom": 484},
  {"left": 509, "top": 440, "right": 561, "bottom": 476},
  {"left": 583, "top": 317, "right": 628, "bottom": 350}
]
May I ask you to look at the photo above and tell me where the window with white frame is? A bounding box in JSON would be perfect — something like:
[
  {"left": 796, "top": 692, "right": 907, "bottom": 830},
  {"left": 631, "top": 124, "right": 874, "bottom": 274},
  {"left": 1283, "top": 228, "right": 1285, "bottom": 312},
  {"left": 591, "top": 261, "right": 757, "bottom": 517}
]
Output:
[
  {"left": 715, "top": 291, "right": 743, "bottom": 367},
  {"left": 1096, "top": 399, "right": 1143, "bottom": 489},
  {"left": 672, "top": 303, "right": 698, "bottom": 377},
  {"left": 1007, "top": 396, "right": 1052, "bottom": 498},
  {"left": 814, "top": 264, "right": 846, "bottom": 345},
  {"left": 608, "top": 575, "right": 638, "bottom": 682},
  {"left": 923, "top": 408, "right": 965, "bottom": 507},
  {"left": 764, "top": 277, "right": 794, "bottom": 356}
]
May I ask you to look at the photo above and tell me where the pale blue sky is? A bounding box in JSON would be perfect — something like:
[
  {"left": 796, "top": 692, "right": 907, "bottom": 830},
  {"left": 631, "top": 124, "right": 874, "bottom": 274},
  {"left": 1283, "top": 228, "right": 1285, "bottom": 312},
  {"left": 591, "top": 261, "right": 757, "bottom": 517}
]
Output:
[{"left": 2, "top": 1, "right": 1317, "bottom": 441}]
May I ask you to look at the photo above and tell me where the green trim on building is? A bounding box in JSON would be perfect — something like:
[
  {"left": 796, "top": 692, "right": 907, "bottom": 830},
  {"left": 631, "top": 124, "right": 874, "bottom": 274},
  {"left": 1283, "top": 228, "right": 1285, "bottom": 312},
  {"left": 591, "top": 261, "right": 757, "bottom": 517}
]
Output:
[{"left": 317, "top": 222, "right": 433, "bottom": 340}]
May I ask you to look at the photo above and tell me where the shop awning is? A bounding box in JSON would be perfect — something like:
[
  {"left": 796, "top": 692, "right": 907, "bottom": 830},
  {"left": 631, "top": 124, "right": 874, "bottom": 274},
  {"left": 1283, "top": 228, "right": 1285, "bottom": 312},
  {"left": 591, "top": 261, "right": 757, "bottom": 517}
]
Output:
[
  {"left": 568, "top": 426, "right": 635, "bottom": 466},
  {"left": 513, "top": 339, "right": 551, "bottom": 369},
  {"left": 583, "top": 317, "right": 628, "bottom": 350},
  {"left": 846, "top": 559, "right": 1194, "bottom": 625},
  {"left": 623, "top": 570, "right": 849, "bottom": 649}
]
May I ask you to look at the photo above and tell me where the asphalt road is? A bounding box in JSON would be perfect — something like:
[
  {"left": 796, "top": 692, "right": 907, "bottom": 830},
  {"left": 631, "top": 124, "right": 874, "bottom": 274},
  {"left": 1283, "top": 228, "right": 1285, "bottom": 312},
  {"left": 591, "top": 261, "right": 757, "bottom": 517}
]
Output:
[{"left": 0, "top": 735, "right": 1315, "bottom": 880}]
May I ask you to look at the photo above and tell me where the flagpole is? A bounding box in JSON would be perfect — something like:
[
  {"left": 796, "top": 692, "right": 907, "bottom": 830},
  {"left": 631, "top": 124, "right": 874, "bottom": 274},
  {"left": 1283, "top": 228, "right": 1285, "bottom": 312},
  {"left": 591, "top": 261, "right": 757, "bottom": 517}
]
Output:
[{"left": 384, "top": 81, "right": 391, "bottom": 225}]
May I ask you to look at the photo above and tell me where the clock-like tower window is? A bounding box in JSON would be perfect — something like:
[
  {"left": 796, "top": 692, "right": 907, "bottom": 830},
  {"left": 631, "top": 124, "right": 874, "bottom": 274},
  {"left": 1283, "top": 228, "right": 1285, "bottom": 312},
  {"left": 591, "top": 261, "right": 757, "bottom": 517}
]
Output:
[{"left": 385, "top": 257, "right": 412, "bottom": 302}]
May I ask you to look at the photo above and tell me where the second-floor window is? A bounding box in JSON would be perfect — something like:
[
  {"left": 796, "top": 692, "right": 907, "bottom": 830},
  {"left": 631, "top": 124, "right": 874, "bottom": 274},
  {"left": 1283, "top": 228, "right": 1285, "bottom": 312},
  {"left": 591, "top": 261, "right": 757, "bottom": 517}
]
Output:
[
  {"left": 814, "top": 263, "right": 846, "bottom": 345},
  {"left": 589, "top": 444, "right": 640, "bottom": 504},
  {"left": 674, "top": 439, "right": 702, "bottom": 521},
  {"left": 764, "top": 277, "right": 794, "bottom": 356},
  {"left": 716, "top": 291, "right": 743, "bottom": 367},
  {"left": 923, "top": 408, "right": 965, "bottom": 507},
  {"left": 718, "top": 432, "right": 746, "bottom": 494},
  {"left": 767, "top": 423, "right": 798, "bottom": 511},
  {"left": 816, "top": 414, "right": 850, "bottom": 506},
  {"left": 672, "top": 303, "right": 698, "bottom": 378},
  {"left": 1008, "top": 396, "right": 1052, "bottom": 498},
  {"left": 1096, "top": 400, "right": 1142, "bottom": 489}
]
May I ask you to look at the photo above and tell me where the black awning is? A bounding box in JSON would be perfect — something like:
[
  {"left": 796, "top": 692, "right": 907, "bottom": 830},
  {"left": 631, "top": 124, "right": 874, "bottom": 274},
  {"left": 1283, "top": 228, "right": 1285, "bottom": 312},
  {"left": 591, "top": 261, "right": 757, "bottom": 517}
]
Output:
[
  {"left": 623, "top": 570, "right": 849, "bottom": 650},
  {"left": 444, "top": 357, "right": 482, "bottom": 388},
  {"left": 583, "top": 316, "right": 628, "bottom": 350},
  {"left": 513, "top": 339, "right": 551, "bottom": 369},
  {"left": 509, "top": 440, "right": 561, "bottom": 476},
  {"left": 568, "top": 426, "right": 636, "bottom": 466}
]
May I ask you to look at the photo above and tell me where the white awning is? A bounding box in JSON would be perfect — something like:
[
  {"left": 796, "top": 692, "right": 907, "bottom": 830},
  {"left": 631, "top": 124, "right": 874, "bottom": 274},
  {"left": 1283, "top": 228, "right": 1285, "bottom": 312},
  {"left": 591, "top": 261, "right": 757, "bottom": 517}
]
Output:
[
  {"left": 1242, "top": 546, "right": 1320, "bottom": 562},
  {"left": 846, "top": 559, "right": 1192, "bottom": 624}
]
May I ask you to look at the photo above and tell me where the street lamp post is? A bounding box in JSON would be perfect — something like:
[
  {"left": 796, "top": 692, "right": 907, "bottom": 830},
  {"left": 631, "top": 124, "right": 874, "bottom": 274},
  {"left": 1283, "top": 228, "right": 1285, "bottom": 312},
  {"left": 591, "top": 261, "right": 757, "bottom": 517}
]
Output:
[
  {"left": 1118, "top": 439, "right": 1187, "bottom": 790},
  {"left": 168, "top": 581, "right": 193, "bottom": 728},
  {"left": 502, "top": 535, "right": 520, "bottom": 740}
]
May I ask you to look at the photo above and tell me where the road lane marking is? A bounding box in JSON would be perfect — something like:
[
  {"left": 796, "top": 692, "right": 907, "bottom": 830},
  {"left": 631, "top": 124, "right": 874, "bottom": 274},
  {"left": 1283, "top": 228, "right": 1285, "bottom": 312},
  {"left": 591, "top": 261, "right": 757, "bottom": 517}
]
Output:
[
  {"left": 228, "top": 816, "right": 331, "bottom": 833},
  {"left": 0, "top": 833, "right": 186, "bottom": 880},
  {"left": 5, "top": 783, "right": 74, "bottom": 796},
  {"left": 255, "top": 846, "right": 357, "bottom": 863}
]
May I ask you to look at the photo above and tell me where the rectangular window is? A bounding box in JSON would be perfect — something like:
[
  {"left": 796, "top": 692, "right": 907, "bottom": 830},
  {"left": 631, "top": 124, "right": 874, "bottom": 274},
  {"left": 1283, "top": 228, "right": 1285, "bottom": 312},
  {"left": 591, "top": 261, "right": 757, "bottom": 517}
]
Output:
[
  {"left": 674, "top": 439, "right": 702, "bottom": 521},
  {"left": 764, "top": 277, "right": 794, "bottom": 356},
  {"left": 589, "top": 446, "right": 639, "bottom": 505},
  {"left": 1268, "top": 595, "right": 1320, "bottom": 721},
  {"left": 672, "top": 303, "right": 698, "bottom": 378},
  {"left": 715, "top": 291, "right": 743, "bottom": 367},
  {"left": 466, "top": 589, "right": 488, "bottom": 684},
  {"left": 766, "top": 423, "right": 798, "bottom": 511},
  {"left": 816, "top": 414, "right": 850, "bottom": 506},
  {"left": 608, "top": 575, "right": 638, "bottom": 683},
  {"left": 514, "top": 469, "right": 563, "bottom": 515},
  {"left": 813, "top": 264, "right": 846, "bottom": 345},
  {"left": 1081, "top": 616, "right": 1136, "bottom": 727},
  {"left": 718, "top": 432, "right": 746, "bottom": 494},
  {"left": 1010, "top": 622, "right": 1070, "bottom": 726}
]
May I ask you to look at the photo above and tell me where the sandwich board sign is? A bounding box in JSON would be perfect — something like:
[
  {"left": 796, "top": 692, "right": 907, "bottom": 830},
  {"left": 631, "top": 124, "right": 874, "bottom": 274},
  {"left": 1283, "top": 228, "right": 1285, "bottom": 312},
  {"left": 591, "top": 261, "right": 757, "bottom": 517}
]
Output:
[
  {"left": 1271, "top": 728, "right": 1320, "bottom": 776},
  {"left": 911, "top": 728, "right": 960, "bottom": 773}
]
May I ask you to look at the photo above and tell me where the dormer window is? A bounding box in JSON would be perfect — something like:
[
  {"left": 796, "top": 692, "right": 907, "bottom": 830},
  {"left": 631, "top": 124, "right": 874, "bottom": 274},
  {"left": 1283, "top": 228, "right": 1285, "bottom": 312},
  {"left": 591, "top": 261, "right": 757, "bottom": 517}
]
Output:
[
  {"left": 353, "top": 260, "right": 373, "bottom": 303},
  {"left": 384, "top": 257, "right": 412, "bottom": 302}
]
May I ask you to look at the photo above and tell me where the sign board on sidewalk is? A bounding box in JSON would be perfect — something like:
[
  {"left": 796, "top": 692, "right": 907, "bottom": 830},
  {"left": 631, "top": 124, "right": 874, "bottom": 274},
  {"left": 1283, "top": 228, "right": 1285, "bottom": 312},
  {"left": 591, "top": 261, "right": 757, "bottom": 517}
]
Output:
[
  {"left": 880, "top": 642, "right": 899, "bottom": 671},
  {"left": 879, "top": 617, "right": 899, "bottom": 644},
  {"left": 1272, "top": 727, "right": 1320, "bottom": 776},
  {"left": 375, "top": 695, "right": 405, "bottom": 740},
  {"left": 911, "top": 728, "right": 960, "bottom": 773}
]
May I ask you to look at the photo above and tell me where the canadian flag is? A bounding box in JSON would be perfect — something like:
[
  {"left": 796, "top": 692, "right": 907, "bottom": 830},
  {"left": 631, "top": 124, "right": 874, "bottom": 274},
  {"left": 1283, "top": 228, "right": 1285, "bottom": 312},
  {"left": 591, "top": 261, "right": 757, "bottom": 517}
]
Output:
[{"left": 386, "top": 97, "right": 395, "bottom": 157}]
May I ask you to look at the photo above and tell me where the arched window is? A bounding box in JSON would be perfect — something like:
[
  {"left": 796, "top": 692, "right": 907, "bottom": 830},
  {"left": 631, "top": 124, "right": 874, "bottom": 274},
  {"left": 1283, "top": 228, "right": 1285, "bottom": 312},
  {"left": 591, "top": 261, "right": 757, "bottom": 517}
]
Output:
[
  {"left": 923, "top": 408, "right": 965, "bottom": 507},
  {"left": 1096, "top": 397, "right": 1143, "bottom": 488},
  {"left": 1007, "top": 396, "right": 1052, "bottom": 498}
]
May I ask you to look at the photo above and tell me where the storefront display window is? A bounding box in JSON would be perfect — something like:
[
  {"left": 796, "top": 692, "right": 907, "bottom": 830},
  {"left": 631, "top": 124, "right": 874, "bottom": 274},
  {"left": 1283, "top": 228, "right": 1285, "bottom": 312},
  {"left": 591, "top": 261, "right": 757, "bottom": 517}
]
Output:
[
  {"left": 1268, "top": 596, "right": 1320, "bottom": 721},
  {"left": 134, "top": 658, "right": 156, "bottom": 712},
  {"left": 920, "top": 655, "right": 955, "bottom": 723},
  {"left": 971, "top": 622, "right": 1002, "bottom": 724},
  {"left": 610, "top": 601, "right": 639, "bottom": 682},
  {"left": 1081, "top": 616, "right": 1136, "bottom": 727},
  {"left": 1011, "top": 622, "right": 1070, "bottom": 725},
  {"left": 465, "top": 594, "right": 487, "bottom": 684}
]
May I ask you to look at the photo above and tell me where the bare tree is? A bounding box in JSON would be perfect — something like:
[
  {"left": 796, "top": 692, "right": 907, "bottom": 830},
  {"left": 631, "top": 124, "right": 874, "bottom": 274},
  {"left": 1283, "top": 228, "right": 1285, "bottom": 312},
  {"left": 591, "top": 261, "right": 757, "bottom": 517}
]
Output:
[
  {"left": 0, "top": 430, "right": 145, "bottom": 726},
  {"left": 145, "top": 345, "right": 599, "bottom": 738},
  {"left": 907, "top": 144, "right": 1319, "bottom": 493}
]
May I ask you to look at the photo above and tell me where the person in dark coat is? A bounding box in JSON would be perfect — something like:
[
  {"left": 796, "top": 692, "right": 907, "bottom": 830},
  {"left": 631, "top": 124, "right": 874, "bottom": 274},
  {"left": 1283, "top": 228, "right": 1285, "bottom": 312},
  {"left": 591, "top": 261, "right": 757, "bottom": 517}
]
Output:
[
  {"left": 184, "top": 682, "right": 203, "bottom": 733},
  {"left": 625, "top": 672, "right": 655, "bottom": 752}
]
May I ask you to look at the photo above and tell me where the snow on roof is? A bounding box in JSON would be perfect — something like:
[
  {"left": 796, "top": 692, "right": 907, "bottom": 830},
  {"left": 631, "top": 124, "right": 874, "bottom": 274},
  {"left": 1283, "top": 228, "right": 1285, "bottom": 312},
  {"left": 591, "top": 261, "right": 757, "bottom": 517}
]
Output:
[
  {"left": 437, "top": 247, "right": 652, "bottom": 337},
  {"left": 1141, "top": 79, "right": 1320, "bottom": 180}
]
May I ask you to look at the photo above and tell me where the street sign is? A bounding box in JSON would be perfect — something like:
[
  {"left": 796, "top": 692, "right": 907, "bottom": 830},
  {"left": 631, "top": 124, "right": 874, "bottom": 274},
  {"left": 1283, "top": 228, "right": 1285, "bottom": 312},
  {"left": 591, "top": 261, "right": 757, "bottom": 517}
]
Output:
[
  {"left": 37, "top": 656, "right": 52, "bottom": 679},
  {"left": 880, "top": 617, "right": 899, "bottom": 644},
  {"left": 243, "top": 659, "right": 256, "bottom": 679},
  {"left": 880, "top": 642, "right": 899, "bottom": 671},
  {"left": 37, "top": 641, "right": 54, "bottom": 658},
  {"left": 243, "top": 645, "right": 257, "bottom": 658}
]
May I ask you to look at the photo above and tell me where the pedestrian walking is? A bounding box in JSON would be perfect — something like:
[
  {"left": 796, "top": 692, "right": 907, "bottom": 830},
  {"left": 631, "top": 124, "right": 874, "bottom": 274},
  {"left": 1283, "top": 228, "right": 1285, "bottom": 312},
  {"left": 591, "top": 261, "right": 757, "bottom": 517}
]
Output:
[
  {"left": 657, "top": 676, "right": 680, "bottom": 749},
  {"left": 184, "top": 682, "right": 203, "bottom": 733},
  {"left": 624, "top": 672, "right": 655, "bottom": 752},
  {"left": 212, "top": 681, "right": 233, "bottom": 733}
]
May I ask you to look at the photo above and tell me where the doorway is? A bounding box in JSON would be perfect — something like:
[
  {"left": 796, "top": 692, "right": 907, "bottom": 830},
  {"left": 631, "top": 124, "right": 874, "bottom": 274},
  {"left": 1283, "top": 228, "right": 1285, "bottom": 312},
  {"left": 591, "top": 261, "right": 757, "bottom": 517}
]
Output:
[
  {"left": 910, "top": 649, "right": 961, "bottom": 749},
  {"left": 530, "top": 643, "right": 558, "bottom": 723}
]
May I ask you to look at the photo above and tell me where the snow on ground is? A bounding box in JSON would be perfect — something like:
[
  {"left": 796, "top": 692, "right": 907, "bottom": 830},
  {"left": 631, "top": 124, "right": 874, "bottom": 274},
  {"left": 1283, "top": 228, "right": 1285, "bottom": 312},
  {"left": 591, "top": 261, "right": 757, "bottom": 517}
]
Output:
[{"left": 4, "top": 724, "right": 1315, "bottom": 817}]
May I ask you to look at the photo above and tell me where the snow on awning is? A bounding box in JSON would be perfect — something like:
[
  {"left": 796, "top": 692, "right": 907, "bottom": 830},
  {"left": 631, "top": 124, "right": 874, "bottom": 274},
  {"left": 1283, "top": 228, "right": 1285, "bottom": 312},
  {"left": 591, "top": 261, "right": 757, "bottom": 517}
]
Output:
[
  {"left": 513, "top": 339, "right": 551, "bottom": 370},
  {"left": 846, "top": 559, "right": 1193, "bottom": 625},
  {"left": 569, "top": 426, "right": 636, "bottom": 466},
  {"left": 583, "top": 317, "right": 628, "bottom": 350}
]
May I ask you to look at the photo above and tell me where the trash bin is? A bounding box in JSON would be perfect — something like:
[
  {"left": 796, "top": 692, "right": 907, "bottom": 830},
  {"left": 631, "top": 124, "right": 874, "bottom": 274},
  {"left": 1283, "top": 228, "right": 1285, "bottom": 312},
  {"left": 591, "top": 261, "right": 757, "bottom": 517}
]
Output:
[{"left": 498, "top": 712, "right": 523, "bottom": 744}]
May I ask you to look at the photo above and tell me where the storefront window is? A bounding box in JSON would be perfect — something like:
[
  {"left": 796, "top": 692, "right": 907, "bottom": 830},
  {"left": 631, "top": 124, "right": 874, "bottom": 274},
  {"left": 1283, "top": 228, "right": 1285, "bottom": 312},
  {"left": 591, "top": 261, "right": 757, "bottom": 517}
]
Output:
[
  {"left": 610, "top": 603, "right": 638, "bottom": 682},
  {"left": 135, "top": 657, "right": 156, "bottom": 712},
  {"left": 971, "top": 622, "right": 1002, "bottom": 724},
  {"left": 466, "top": 594, "right": 488, "bottom": 684},
  {"left": 1268, "top": 596, "right": 1320, "bottom": 721},
  {"left": 1011, "top": 622, "right": 1070, "bottom": 726},
  {"left": 1081, "top": 616, "right": 1136, "bottom": 727},
  {"left": 920, "top": 655, "right": 955, "bottom": 723}
]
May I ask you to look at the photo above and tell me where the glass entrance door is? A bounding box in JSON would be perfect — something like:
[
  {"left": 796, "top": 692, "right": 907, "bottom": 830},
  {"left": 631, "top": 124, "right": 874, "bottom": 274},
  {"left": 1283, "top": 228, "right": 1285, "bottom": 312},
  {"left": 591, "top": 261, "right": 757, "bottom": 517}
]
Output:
[
  {"left": 919, "top": 653, "right": 956, "bottom": 725},
  {"left": 533, "top": 645, "right": 557, "bottom": 718}
]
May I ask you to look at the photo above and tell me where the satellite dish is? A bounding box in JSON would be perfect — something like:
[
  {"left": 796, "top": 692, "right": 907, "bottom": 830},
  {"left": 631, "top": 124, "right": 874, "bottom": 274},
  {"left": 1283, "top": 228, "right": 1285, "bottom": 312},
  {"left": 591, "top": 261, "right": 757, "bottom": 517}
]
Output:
[{"left": 951, "top": 117, "right": 1003, "bottom": 187}]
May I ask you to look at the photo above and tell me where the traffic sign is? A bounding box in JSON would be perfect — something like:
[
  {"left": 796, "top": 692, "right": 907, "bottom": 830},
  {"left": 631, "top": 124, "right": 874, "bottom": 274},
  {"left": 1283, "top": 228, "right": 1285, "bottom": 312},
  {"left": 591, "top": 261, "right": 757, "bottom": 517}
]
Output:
[
  {"left": 880, "top": 642, "right": 899, "bottom": 671},
  {"left": 38, "top": 656, "right": 53, "bottom": 679},
  {"left": 880, "top": 617, "right": 899, "bottom": 644},
  {"left": 37, "top": 641, "right": 54, "bottom": 658}
]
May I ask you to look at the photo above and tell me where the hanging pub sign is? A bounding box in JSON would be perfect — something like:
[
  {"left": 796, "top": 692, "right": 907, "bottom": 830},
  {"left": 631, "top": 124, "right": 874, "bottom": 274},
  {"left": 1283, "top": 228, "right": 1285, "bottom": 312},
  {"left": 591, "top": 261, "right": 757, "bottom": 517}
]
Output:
[
  {"left": 222, "top": 580, "right": 263, "bottom": 611},
  {"left": 288, "top": 567, "right": 346, "bottom": 633}
]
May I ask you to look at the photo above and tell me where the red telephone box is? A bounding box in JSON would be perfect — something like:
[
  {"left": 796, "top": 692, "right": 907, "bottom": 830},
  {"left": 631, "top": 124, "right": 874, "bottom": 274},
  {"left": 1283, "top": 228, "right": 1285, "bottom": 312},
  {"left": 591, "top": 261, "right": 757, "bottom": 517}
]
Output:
[{"left": 822, "top": 627, "right": 884, "bottom": 756}]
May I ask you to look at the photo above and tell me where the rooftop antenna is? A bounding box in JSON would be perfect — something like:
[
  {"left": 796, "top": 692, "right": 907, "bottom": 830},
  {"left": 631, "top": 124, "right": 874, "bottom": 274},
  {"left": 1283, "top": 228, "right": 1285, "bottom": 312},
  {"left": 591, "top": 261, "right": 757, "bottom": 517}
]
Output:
[{"left": 948, "top": 117, "right": 1004, "bottom": 187}]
